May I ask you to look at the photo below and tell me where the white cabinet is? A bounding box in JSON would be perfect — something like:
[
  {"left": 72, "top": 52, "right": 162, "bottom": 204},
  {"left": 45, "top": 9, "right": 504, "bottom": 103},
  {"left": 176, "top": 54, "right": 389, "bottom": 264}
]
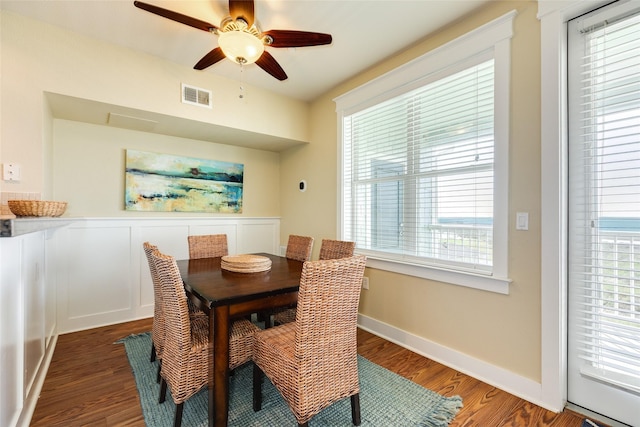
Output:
[
  {"left": 0, "top": 237, "right": 24, "bottom": 427},
  {"left": 0, "top": 228, "right": 58, "bottom": 427},
  {"left": 22, "top": 232, "right": 45, "bottom": 400},
  {"left": 44, "top": 230, "right": 58, "bottom": 347}
]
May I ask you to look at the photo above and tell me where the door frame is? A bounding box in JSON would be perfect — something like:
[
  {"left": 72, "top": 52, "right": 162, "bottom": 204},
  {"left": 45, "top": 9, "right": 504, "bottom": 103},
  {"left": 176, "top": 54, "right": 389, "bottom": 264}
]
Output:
[{"left": 538, "top": 0, "right": 613, "bottom": 413}]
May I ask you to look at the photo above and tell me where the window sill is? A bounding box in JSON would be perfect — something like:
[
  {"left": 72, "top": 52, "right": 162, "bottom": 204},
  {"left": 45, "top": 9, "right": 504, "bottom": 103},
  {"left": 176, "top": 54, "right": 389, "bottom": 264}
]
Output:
[{"left": 362, "top": 255, "right": 511, "bottom": 295}]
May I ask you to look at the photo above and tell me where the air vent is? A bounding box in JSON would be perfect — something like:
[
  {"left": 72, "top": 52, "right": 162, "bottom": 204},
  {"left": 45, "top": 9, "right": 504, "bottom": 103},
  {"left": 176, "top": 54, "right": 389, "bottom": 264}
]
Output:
[{"left": 181, "top": 83, "right": 212, "bottom": 108}]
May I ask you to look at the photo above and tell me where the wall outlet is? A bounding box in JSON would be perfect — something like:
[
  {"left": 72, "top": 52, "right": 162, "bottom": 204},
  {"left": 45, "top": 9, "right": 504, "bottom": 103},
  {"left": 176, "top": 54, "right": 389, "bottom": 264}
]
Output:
[
  {"left": 3, "top": 163, "right": 21, "bottom": 181},
  {"left": 362, "top": 276, "right": 369, "bottom": 289}
]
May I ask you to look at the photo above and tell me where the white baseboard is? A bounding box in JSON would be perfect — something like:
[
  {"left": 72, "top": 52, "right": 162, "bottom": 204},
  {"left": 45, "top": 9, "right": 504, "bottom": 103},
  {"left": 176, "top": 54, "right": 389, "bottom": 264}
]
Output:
[{"left": 357, "top": 314, "right": 561, "bottom": 412}]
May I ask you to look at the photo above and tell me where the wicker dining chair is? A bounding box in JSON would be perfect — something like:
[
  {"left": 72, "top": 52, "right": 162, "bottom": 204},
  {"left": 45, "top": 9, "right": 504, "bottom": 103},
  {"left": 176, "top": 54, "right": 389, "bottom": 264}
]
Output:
[
  {"left": 268, "top": 235, "right": 314, "bottom": 327},
  {"left": 253, "top": 255, "right": 367, "bottom": 427},
  {"left": 187, "top": 234, "right": 228, "bottom": 259},
  {"left": 284, "top": 234, "right": 314, "bottom": 262},
  {"left": 273, "top": 238, "right": 355, "bottom": 326},
  {"left": 143, "top": 242, "right": 164, "bottom": 364},
  {"left": 143, "top": 242, "right": 208, "bottom": 383},
  {"left": 319, "top": 239, "right": 356, "bottom": 260},
  {"left": 150, "top": 250, "right": 259, "bottom": 427}
]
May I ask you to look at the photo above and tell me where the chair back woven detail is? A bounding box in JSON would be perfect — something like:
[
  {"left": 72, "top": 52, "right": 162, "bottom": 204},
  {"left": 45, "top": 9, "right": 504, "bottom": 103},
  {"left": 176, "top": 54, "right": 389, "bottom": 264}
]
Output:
[
  {"left": 151, "top": 250, "right": 208, "bottom": 405},
  {"left": 253, "top": 255, "right": 367, "bottom": 425},
  {"left": 271, "top": 235, "right": 314, "bottom": 326},
  {"left": 188, "top": 234, "right": 228, "bottom": 259},
  {"left": 150, "top": 248, "right": 258, "bottom": 427},
  {"left": 294, "top": 254, "right": 366, "bottom": 367},
  {"left": 285, "top": 234, "right": 314, "bottom": 262},
  {"left": 143, "top": 242, "right": 165, "bottom": 359},
  {"left": 319, "top": 239, "right": 356, "bottom": 260},
  {"left": 272, "top": 238, "right": 356, "bottom": 327}
]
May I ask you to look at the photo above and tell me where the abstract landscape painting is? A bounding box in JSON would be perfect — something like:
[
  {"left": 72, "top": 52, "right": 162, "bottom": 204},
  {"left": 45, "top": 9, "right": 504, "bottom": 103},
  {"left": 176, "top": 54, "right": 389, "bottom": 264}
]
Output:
[{"left": 125, "top": 150, "right": 243, "bottom": 213}]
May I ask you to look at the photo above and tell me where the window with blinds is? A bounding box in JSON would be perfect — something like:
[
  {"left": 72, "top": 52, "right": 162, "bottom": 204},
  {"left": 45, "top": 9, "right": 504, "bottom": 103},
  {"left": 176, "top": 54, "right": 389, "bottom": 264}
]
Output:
[
  {"left": 568, "top": 6, "right": 640, "bottom": 394},
  {"left": 342, "top": 59, "right": 495, "bottom": 273},
  {"left": 336, "top": 11, "right": 514, "bottom": 289}
]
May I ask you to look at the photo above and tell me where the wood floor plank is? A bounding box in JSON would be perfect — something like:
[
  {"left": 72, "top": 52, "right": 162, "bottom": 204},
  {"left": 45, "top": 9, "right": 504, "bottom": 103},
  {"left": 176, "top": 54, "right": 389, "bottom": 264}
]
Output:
[
  {"left": 31, "top": 318, "right": 152, "bottom": 427},
  {"left": 31, "top": 319, "right": 593, "bottom": 426}
]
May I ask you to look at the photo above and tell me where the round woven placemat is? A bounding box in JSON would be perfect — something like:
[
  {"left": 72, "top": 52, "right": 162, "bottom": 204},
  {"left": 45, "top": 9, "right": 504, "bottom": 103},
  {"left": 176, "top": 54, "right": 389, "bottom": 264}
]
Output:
[{"left": 221, "top": 255, "right": 272, "bottom": 273}]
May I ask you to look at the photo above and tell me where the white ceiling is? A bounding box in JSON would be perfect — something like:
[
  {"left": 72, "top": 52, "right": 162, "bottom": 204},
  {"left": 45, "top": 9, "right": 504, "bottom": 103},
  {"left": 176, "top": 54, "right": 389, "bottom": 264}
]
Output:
[{"left": 1, "top": 0, "right": 490, "bottom": 102}]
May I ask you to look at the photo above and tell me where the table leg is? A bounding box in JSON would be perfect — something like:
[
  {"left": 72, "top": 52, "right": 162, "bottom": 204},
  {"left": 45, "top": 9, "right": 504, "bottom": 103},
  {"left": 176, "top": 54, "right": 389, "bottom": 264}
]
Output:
[{"left": 210, "top": 305, "right": 230, "bottom": 427}]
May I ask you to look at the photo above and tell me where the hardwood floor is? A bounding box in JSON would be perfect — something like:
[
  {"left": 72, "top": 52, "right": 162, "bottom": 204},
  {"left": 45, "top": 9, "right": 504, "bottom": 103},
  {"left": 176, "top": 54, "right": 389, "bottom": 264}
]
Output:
[{"left": 31, "top": 318, "right": 590, "bottom": 426}]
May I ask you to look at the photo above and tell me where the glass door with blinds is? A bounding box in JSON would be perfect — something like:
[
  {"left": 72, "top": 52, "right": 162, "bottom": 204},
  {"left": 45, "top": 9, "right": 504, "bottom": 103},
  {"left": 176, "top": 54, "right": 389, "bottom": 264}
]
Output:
[{"left": 567, "top": 2, "right": 640, "bottom": 425}]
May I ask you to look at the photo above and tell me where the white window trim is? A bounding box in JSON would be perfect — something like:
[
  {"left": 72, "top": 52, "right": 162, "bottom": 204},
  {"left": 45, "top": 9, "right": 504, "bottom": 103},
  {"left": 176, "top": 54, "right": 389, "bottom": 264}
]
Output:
[
  {"left": 334, "top": 10, "right": 517, "bottom": 295},
  {"left": 538, "top": 0, "right": 612, "bottom": 412}
]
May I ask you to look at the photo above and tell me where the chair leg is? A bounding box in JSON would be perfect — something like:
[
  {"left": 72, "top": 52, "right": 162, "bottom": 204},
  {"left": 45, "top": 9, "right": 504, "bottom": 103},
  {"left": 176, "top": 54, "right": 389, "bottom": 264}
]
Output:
[
  {"left": 150, "top": 344, "right": 156, "bottom": 362},
  {"left": 252, "top": 362, "right": 263, "bottom": 411},
  {"left": 298, "top": 423, "right": 308, "bottom": 427},
  {"left": 174, "top": 402, "right": 184, "bottom": 427},
  {"left": 156, "top": 361, "right": 162, "bottom": 383},
  {"left": 351, "top": 393, "right": 361, "bottom": 426},
  {"left": 159, "top": 378, "right": 167, "bottom": 404},
  {"left": 264, "top": 313, "right": 273, "bottom": 329}
]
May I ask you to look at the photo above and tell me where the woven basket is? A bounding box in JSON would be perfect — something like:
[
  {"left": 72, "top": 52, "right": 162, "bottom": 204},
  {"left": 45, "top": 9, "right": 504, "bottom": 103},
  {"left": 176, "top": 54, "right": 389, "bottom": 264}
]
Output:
[
  {"left": 221, "top": 254, "right": 272, "bottom": 273},
  {"left": 7, "top": 200, "right": 67, "bottom": 217}
]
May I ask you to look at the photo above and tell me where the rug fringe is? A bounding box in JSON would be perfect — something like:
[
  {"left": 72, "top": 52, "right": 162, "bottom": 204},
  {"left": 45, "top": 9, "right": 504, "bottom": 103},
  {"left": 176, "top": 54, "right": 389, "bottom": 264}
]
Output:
[
  {"left": 421, "top": 395, "right": 463, "bottom": 427},
  {"left": 113, "top": 331, "right": 151, "bottom": 345}
]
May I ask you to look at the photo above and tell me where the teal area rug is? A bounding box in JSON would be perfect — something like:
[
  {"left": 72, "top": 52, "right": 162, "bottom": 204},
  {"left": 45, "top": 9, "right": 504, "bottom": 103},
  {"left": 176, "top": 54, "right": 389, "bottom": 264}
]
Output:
[{"left": 118, "top": 332, "right": 462, "bottom": 426}]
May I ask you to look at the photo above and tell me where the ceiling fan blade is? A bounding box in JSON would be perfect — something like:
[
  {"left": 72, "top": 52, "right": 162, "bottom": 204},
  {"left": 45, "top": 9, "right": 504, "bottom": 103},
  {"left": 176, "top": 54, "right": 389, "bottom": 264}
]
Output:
[
  {"left": 255, "top": 51, "right": 288, "bottom": 81},
  {"left": 229, "top": 0, "right": 255, "bottom": 27},
  {"left": 262, "top": 30, "right": 332, "bottom": 48},
  {"left": 194, "top": 47, "right": 227, "bottom": 70},
  {"left": 134, "top": 1, "right": 218, "bottom": 32}
]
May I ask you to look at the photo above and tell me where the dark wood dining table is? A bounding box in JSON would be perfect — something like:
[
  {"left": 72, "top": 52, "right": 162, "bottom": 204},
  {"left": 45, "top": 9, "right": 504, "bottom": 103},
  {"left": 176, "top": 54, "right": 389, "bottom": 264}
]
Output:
[{"left": 176, "top": 253, "right": 304, "bottom": 427}]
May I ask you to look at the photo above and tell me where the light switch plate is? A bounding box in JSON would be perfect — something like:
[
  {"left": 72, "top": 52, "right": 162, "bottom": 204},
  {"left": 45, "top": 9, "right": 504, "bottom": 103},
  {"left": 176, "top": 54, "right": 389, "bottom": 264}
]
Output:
[{"left": 516, "top": 212, "right": 529, "bottom": 230}]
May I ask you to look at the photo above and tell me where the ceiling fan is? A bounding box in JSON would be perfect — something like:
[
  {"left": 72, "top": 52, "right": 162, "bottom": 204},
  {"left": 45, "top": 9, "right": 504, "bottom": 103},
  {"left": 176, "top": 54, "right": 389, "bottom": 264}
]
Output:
[{"left": 133, "top": 0, "right": 332, "bottom": 81}]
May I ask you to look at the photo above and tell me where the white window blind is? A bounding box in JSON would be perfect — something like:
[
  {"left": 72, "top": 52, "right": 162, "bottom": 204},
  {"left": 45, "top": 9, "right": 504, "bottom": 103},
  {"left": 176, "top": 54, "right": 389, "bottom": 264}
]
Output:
[
  {"left": 568, "top": 6, "right": 640, "bottom": 393},
  {"left": 336, "top": 11, "right": 514, "bottom": 291},
  {"left": 343, "top": 58, "right": 495, "bottom": 274}
]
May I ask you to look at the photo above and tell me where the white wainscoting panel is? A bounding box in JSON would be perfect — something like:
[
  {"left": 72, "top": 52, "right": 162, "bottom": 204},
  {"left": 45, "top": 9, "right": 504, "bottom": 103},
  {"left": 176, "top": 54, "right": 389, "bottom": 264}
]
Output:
[
  {"left": 56, "top": 217, "right": 280, "bottom": 333},
  {"left": 237, "top": 222, "right": 280, "bottom": 254},
  {"left": 59, "top": 225, "right": 133, "bottom": 332}
]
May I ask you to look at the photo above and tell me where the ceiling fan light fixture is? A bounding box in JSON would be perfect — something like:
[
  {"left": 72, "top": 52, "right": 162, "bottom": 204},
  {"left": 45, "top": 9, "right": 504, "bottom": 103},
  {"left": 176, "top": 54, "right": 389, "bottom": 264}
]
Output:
[
  {"left": 133, "top": 1, "right": 332, "bottom": 80},
  {"left": 218, "top": 27, "right": 264, "bottom": 65}
]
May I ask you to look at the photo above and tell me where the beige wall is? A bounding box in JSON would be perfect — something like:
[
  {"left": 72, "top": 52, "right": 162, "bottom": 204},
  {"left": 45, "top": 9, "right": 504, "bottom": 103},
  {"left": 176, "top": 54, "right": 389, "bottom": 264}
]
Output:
[
  {"left": 52, "top": 120, "right": 280, "bottom": 217},
  {"left": 0, "top": 10, "right": 307, "bottom": 205},
  {"left": 280, "top": 1, "right": 543, "bottom": 381}
]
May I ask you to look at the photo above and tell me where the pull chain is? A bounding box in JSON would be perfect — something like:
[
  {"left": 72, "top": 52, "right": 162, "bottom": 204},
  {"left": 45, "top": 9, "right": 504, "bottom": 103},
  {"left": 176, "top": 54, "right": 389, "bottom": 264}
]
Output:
[{"left": 239, "top": 63, "right": 245, "bottom": 99}]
